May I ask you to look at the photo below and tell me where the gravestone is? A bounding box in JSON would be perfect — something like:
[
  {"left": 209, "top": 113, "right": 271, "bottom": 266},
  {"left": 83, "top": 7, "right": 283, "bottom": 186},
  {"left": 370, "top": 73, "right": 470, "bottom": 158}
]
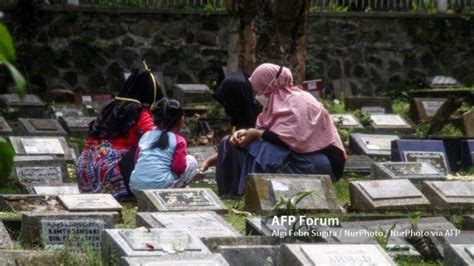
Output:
[
  {"left": 302, "top": 79, "right": 325, "bottom": 99},
  {"left": 50, "top": 104, "right": 84, "bottom": 119},
  {"left": 135, "top": 188, "right": 226, "bottom": 214},
  {"left": 101, "top": 228, "right": 210, "bottom": 259},
  {"left": 0, "top": 221, "right": 13, "bottom": 249},
  {"left": 0, "top": 94, "right": 46, "bottom": 118},
  {"left": 16, "top": 118, "right": 67, "bottom": 136},
  {"left": 122, "top": 254, "right": 229, "bottom": 266},
  {"left": 58, "top": 194, "right": 122, "bottom": 212},
  {"left": 279, "top": 244, "right": 396, "bottom": 265},
  {"left": 369, "top": 114, "right": 412, "bottom": 134},
  {"left": 245, "top": 173, "right": 344, "bottom": 213},
  {"left": 58, "top": 116, "right": 95, "bottom": 135},
  {"left": 330, "top": 78, "right": 355, "bottom": 99},
  {"left": 0, "top": 195, "right": 65, "bottom": 213},
  {"left": 464, "top": 108, "right": 474, "bottom": 137},
  {"left": 344, "top": 96, "right": 392, "bottom": 114},
  {"left": 331, "top": 114, "right": 363, "bottom": 129},
  {"left": 422, "top": 181, "right": 474, "bottom": 211},
  {"left": 0, "top": 116, "right": 13, "bottom": 136},
  {"left": 402, "top": 151, "right": 449, "bottom": 176},
  {"left": 462, "top": 140, "right": 474, "bottom": 168},
  {"left": 12, "top": 159, "right": 67, "bottom": 193},
  {"left": 410, "top": 98, "right": 446, "bottom": 123},
  {"left": 21, "top": 212, "right": 116, "bottom": 249},
  {"left": 9, "top": 136, "right": 74, "bottom": 161},
  {"left": 136, "top": 211, "right": 240, "bottom": 238},
  {"left": 372, "top": 162, "right": 446, "bottom": 182},
  {"left": 444, "top": 244, "right": 474, "bottom": 266},
  {"left": 32, "top": 184, "right": 80, "bottom": 195},
  {"left": 424, "top": 75, "right": 462, "bottom": 88},
  {"left": 349, "top": 179, "right": 430, "bottom": 211},
  {"left": 173, "top": 84, "right": 211, "bottom": 105},
  {"left": 350, "top": 133, "right": 399, "bottom": 157},
  {"left": 344, "top": 155, "right": 374, "bottom": 175},
  {"left": 217, "top": 245, "right": 279, "bottom": 266}
]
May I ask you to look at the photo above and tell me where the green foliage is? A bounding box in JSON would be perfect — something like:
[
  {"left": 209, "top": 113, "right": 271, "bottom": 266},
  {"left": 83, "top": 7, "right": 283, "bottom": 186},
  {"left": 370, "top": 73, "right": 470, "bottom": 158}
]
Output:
[
  {"left": 0, "top": 137, "right": 14, "bottom": 182},
  {"left": 322, "top": 99, "right": 345, "bottom": 114},
  {"left": 326, "top": 0, "right": 349, "bottom": 12},
  {"left": 408, "top": 211, "right": 421, "bottom": 231},
  {"left": 0, "top": 23, "right": 26, "bottom": 96},
  {"left": 369, "top": 223, "right": 397, "bottom": 251},
  {"left": 266, "top": 190, "right": 315, "bottom": 218},
  {"left": 393, "top": 100, "right": 410, "bottom": 118},
  {"left": 353, "top": 110, "right": 372, "bottom": 127}
]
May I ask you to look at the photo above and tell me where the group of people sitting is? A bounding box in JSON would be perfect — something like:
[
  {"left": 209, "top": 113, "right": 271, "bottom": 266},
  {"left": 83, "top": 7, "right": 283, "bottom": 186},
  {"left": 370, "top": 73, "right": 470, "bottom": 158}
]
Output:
[{"left": 76, "top": 63, "right": 347, "bottom": 199}]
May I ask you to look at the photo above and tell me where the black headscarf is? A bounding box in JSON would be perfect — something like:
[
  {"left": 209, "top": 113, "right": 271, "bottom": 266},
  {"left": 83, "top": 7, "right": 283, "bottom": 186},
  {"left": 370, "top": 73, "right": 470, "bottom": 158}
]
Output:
[
  {"left": 89, "top": 69, "right": 163, "bottom": 138},
  {"left": 213, "top": 70, "right": 262, "bottom": 129}
]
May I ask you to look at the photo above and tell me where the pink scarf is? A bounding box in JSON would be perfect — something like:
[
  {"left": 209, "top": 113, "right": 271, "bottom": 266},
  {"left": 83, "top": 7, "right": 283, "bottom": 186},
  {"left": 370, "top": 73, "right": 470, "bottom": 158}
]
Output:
[{"left": 249, "top": 63, "right": 346, "bottom": 156}]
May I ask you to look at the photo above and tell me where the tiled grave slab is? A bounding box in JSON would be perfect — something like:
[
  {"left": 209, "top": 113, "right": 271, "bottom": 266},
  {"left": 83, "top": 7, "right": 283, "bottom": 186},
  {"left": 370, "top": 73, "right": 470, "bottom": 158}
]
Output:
[
  {"left": 12, "top": 159, "right": 67, "bottom": 193},
  {"left": 344, "top": 155, "right": 374, "bottom": 175},
  {"left": 122, "top": 254, "right": 229, "bottom": 266},
  {"left": 136, "top": 211, "right": 240, "bottom": 238},
  {"left": 410, "top": 98, "right": 446, "bottom": 122},
  {"left": 422, "top": 181, "right": 474, "bottom": 211},
  {"left": 58, "top": 116, "right": 95, "bottom": 135},
  {"left": 345, "top": 96, "right": 392, "bottom": 114},
  {"left": 245, "top": 173, "right": 343, "bottom": 213},
  {"left": 350, "top": 179, "right": 430, "bottom": 211},
  {"left": 174, "top": 84, "right": 211, "bottom": 105},
  {"left": 0, "top": 221, "right": 13, "bottom": 249},
  {"left": 217, "top": 245, "right": 279, "bottom": 266},
  {"left": 9, "top": 136, "right": 74, "bottom": 161},
  {"left": 350, "top": 133, "right": 399, "bottom": 157},
  {"left": 135, "top": 188, "right": 226, "bottom": 214},
  {"left": 58, "top": 194, "right": 122, "bottom": 212},
  {"left": 0, "top": 116, "right": 13, "bottom": 136},
  {"left": 369, "top": 114, "right": 412, "bottom": 134},
  {"left": 0, "top": 94, "right": 46, "bottom": 117},
  {"left": 444, "top": 244, "right": 474, "bottom": 266},
  {"left": 371, "top": 162, "right": 446, "bottom": 182},
  {"left": 0, "top": 195, "right": 65, "bottom": 213},
  {"left": 16, "top": 118, "right": 67, "bottom": 136},
  {"left": 279, "top": 244, "right": 396, "bottom": 265},
  {"left": 403, "top": 151, "right": 450, "bottom": 176},
  {"left": 32, "top": 184, "right": 80, "bottom": 195},
  {"left": 331, "top": 114, "right": 363, "bottom": 129}
]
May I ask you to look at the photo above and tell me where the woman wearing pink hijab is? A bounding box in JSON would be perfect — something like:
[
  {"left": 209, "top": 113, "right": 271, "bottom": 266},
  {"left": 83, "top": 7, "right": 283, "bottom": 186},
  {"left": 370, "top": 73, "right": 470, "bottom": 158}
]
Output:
[{"left": 230, "top": 63, "right": 347, "bottom": 193}]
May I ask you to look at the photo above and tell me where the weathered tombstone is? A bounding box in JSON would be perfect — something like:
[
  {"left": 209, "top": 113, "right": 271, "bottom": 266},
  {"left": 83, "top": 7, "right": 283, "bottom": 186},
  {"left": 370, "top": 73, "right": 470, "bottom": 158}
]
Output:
[
  {"left": 391, "top": 139, "right": 450, "bottom": 175},
  {"left": 136, "top": 211, "right": 240, "bottom": 238},
  {"left": 0, "top": 195, "right": 65, "bottom": 213},
  {"left": 0, "top": 116, "right": 13, "bottom": 136},
  {"left": 369, "top": 114, "right": 412, "bottom": 134},
  {"left": 58, "top": 116, "right": 95, "bottom": 136},
  {"left": 9, "top": 136, "right": 74, "bottom": 161},
  {"left": 32, "top": 184, "right": 80, "bottom": 195},
  {"left": 464, "top": 108, "right": 474, "bottom": 137},
  {"left": 135, "top": 188, "right": 226, "bottom": 214},
  {"left": 58, "top": 194, "right": 122, "bottom": 212},
  {"left": 173, "top": 84, "right": 211, "bottom": 106},
  {"left": 0, "top": 94, "right": 46, "bottom": 118},
  {"left": 372, "top": 162, "right": 446, "bottom": 182},
  {"left": 21, "top": 212, "right": 117, "bottom": 249},
  {"left": 279, "top": 244, "right": 396, "bottom": 265},
  {"left": 444, "top": 244, "right": 474, "bottom": 266},
  {"left": 344, "top": 155, "right": 374, "bottom": 175},
  {"left": 16, "top": 118, "right": 67, "bottom": 136},
  {"left": 424, "top": 75, "right": 462, "bottom": 88},
  {"left": 331, "top": 114, "right": 363, "bottom": 129},
  {"left": 410, "top": 98, "right": 446, "bottom": 123},
  {"left": 422, "top": 181, "right": 474, "bottom": 211},
  {"left": 245, "top": 173, "right": 344, "bottom": 213},
  {"left": 344, "top": 96, "right": 392, "bottom": 114},
  {"left": 349, "top": 179, "right": 430, "bottom": 211},
  {"left": 0, "top": 221, "right": 13, "bottom": 249},
  {"left": 101, "top": 228, "right": 210, "bottom": 259},
  {"left": 50, "top": 104, "right": 84, "bottom": 119},
  {"left": 217, "top": 245, "right": 279, "bottom": 266},
  {"left": 350, "top": 133, "right": 399, "bottom": 157},
  {"left": 122, "top": 254, "right": 229, "bottom": 266},
  {"left": 462, "top": 140, "right": 474, "bottom": 168},
  {"left": 330, "top": 78, "right": 355, "bottom": 99},
  {"left": 12, "top": 159, "right": 67, "bottom": 193}
]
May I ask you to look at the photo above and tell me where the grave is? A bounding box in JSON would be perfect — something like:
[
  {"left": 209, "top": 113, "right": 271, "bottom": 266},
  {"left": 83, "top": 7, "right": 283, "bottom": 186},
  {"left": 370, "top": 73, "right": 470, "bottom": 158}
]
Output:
[
  {"left": 32, "top": 184, "right": 80, "bottom": 195},
  {"left": 302, "top": 79, "right": 326, "bottom": 99},
  {"left": 245, "top": 173, "right": 344, "bottom": 213},
  {"left": 391, "top": 139, "right": 450, "bottom": 175},
  {"left": 58, "top": 194, "right": 122, "bottom": 212},
  {"left": 21, "top": 212, "right": 117, "bottom": 249},
  {"left": 409, "top": 98, "right": 446, "bottom": 123},
  {"left": 330, "top": 78, "right": 355, "bottom": 99},
  {"left": 135, "top": 188, "right": 226, "bottom": 214},
  {"left": 464, "top": 108, "right": 474, "bottom": 137},
  {"left": 349, "top": 179, "right": 430, "bottom": 211},
  {"left": 0, "top": 221, "right": 13, "bottom": 249},
  {"left": 217, "top": 245, "right": 279, "bottom": 266},
  {"left": 344, "top": 155, "right": 374, "bottom": 175},
  {"left": 423, "top": 75, "right": 462, "bottom": 88},
  {"left": 122, "top": 254, "right": 229, "bottom": 266},
  {"left": 16, "top": 118, "right": 67, "bottom": 137},
  {"left": 58, "top": 116, "right": 95, "bottom": 136},
  {"left": 422, "top": 181, "right": 474, "bottom": 211},
  {"left": 444, "top": 244, "right": 474, "bottom": 266},
  {"left": 9, "top": 136, "right": 74, "bottom": 161},
  {"left": 369, "top": 114, "right": 412, "bottom": 134},
  {"left": 50, "top": 104, "right": 84, "bottom": 118},
  {"left": 0, "top": 116, "right": 13, "bottom": 136},
  {"left": 187, "top": 146, "right": 217, "bottom": 165},
  {"left": 462, "top": 140, "right": 474, "bottom": 168},
  {"left": 349, "top": 133, "right": 399, "bottom": 157},
  {"left": 344, "top": 96, "right": 392, "bottom": 114},
  {"left": 101, "top": 228, "right": 210, "bottom": 259},
  {"left": 0, "top": 94, "right": 46, "bottom": 118},
  {"left": 330, "top": 114, "right": 363, "bottom": 129},
  {"left": 11, "top": 159, "right": 67, "bottom": 193},
  {"left": 0, "top": 195, "right": 65, "bottom": 213},
  {"left": 279, "top": 244, "right": 396, "bottom": 265},
  {"left": 136, "top": 211, "right": 240, "bottom": 238},
  {"left": 371, "top": 162, "right": 446, "bottom": 182},
  {"left": 173, "top": 84, "right": 211, "bottom": 106}
]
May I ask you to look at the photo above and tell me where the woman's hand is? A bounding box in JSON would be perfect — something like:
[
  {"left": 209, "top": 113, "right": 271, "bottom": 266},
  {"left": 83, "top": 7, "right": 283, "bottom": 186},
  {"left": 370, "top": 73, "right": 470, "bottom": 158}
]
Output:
[{"left": 230, "top": 128, "right": 263, "bottom": 147}]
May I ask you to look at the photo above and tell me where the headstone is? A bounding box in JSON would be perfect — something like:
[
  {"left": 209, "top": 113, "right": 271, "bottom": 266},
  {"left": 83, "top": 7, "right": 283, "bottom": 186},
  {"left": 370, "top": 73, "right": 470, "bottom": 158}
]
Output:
[
  {"left": 349, "top": 179, "right": 430, "bottom": 211},
  {"left": 136, "top": 211, "right": 240, "bottom": 238},
  {"left": 101, "top": 228, "right": 210, "bottom": 259},
  {"left": 32, "top": 184, "right": 80, "bottom": 195},
  {"left": 462, "top": 140, "right": 474, "bottom": 168},
  {"left": 424, "top": 75, "right": 462, "bottom": 88},
  {"left": 0, "top": 221, "right": 13, "bottom": 249},
  {"left": 9, "top": 136, "right": 74, "bottom": 161},
  {"left": 50, "top": 104, "right": 84, "bottom": 119},
  {"left": 16, "top": 118, "right": 67, "bottom": 136},
  {"left": 371, "top": 162, "right": 446, "bottom": 182},
  {"left": 173, "top": 84, "right": 211, "bottom": 106},
  {"left": 122, "top": 254, "right": 229, "bottom": 266},
  {"left": 330, "top": 78, "right": 355, "bottom": 99},
  {"left": 410, "top": 98, "right": 446, "bottom": 123},
  {"left": 331, "top": 114, "right": 363, "bottom": 129},
  {"left": 245, "top": 173, "right": 344, "bottom": 213},
  {"left": 344, "top": 155, "right": 374, "bottom": 175},
  {"left": 422, "top": 181, "right": 474, "bottom": 211},
  {"left": 350, "top": 133, "right": 399, "bottom": 157},
  {"left": 12, "top": 159, "right": 67, "bottom": 193},
  {"left": 0, "top": 116, "right": 13, "bottom": 136},
  {"left": 444, "top": 244, "right": 474, "bottom": 266},
  {"left": 135, "top": 188, "right": 226, "bottom": 214},
  {"left": 217, "top": 245, "right": 279, "bottom": 266},
  {"left": 58, "top": 194, "right": 122, "bottom": 212},
  {"left": 302, "top": 79, "right": 326, "bottom": 99},
  {"left": 369, "top": 114, "right": 412, "bottom": 134},
  {"left": 58, "top": 116, "right": 95, "bottom": 135},
  {"left": 279, "top": 244, "right": 396, "bottom": 265},
  {"left": 0, "top": 195, "right": 65, "bottom": 213},
  {"left": 21, "top": 212, "right": 117, "bottom": 249},
  {"left": 344, "top": 96, "right": 392, "bottom": 114},
  {"left": 0, "top": 94, "right": 46, "bottom": 117},
  {"left": 464, "top": 108, "right": 474, "bottom": 137}
]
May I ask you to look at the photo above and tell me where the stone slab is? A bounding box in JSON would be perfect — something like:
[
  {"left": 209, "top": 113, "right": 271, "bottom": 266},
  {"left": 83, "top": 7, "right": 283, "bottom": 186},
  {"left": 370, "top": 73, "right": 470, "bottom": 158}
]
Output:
[
  {"left": 369, "top": 114, "right": 412, "bottom": 134},
  {"left": 173, "top": 84, "right": 211, "bottom": 105},
  {"left": 422, "top": 181, "right": 474, "bottom": 211},
  {"left": 0, "top": 194, "right": 65, "bottom": 213},
  {"left": 279, "top": 244, "right": 396, "bottom": 265},
  {"left": 245, "top": 173, "right": 344, "bottom": 213},
  {"left": 372, "top": 162, "right": 446, "bottom": 182},
  {"left": 21, "top": 211, "right": 117, "bottom": 249},
  {"left": 350, "top": 179, "right": 430, "bottom": 211},
  {"left": 16, "top": 118, "right": 67, "bottom": 136},
  {"left": 136, "top": 211, "right": 240, "bottom": 238},
  {"left": 135, "top": 188, "right": 226, "bottom": 214},
  {"left": 444, "top": 244, "right": 474, "bottom": 266},
  {"left": 58, "top": 194, "right": 122, "bottom": 212},
  {"left": 58, "top": 116, "right": 95, "bottom": 135},
  {"left": 9, "top": 136, "right": 74, "bottom": 161},
  {"left": 12, "top": 159, "right": 67, "bottom": 193},
  {"left": 344, "top": 155, "right": 374, "bottom": 175},
  {"left": 410, "top": 98, "right": 446, "bottom": 123},
  {"left": 32, "top": 184, "right": 80, "bottom": 195},
  {"left": 0, "top": 94, "right": 46, "bottom": 118},
  {"left": 424, "top": 75, "right": 462, "bottom": 88},
  {"left": 350, "top": 133, "right": 399, "bottom": 157},
  {"left": 50, "top": 104, "right": 85, "bottom": 118},
  {"left": 331, "top": 114, "right": 363, "bottom": 129},
  {"left": 344, "top": 96, "right": 392, "bottom": 113},
  {"left": 217, "top": 245, "right": 279, "bottom": 266},
  {"left": 0, "top": 221, "right": 13, "bottom": 249},
  {"left": 122, "top": 254, "right": 229, "bottom": 266},
  {"left": 403, "top": 151, "right": 450, "bottom": 176},
  {"left": 0, "top": 116, "right": 13, "bottom": 135}
]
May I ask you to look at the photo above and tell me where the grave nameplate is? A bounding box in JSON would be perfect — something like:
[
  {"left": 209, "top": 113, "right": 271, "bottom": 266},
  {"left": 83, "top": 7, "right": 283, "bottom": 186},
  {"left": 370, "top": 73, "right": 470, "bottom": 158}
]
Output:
[
  {"left": 370, "top": 114, "right": 410, "bottom": 127},
  {"left": 350, "top": 133, "right": 399, "bottom": 157},
  {"left": 16, "top": 118, "right": 67, "bottom": 136},
  {"left": 0, "top": 94, "right": 45, "bottom": 107},
  {"left": 410, "top": 98, "right": 446, "bottom": 123},
  {"left": 344, "top": 155, "right": 374, "bottom": 174},
  {"left": 0, "top": 117, "right": 12, "bottom": 135},
  {"left": 0, "top": 222, "right": 13, "bottom": 249},
  {"left": 422, "top": 181, "right": 474, "bottom": 210},
  {"left": 361, "top": 106, "right": 386, "bottom": 114},
  {"left": 33, "top": 184, "right": 80, "bottom": 195},
  {"left": 41, "top": 219, "right": 105, "bottom": 250},
  {"left": 59, "top": 116, "right": 95, "bottom": 135},
  {"left": 58, "top": 194, "right": 122, "bottom": 212},
  {"left": 31, "top": 119, "right": 56, "bottom": 131},
  {"left": 331, "top": 114, "right": 363, "bottom": 128},
  {"left": 12, "top": 159, "right": 67, "bottom": 193},
  {"left": 372, "top": 162, "right": 446, "bottom": 182},
  {"left": 403, "top": 151, "right": 449, "bottom": 175},
  {"left": 424, "top": 76, "right": 462, "bottom": 88},
  {"left": 50, "top": 104, "right": 84, "bottom": 118},
  {"left": 9, "top": 137, "right": 73, "bottom": 160},
  {"left": 122, "top": 254, "right": 230, "bottom": 266},
  {"left": 360, "top": 180, "right": 422, "bottom": 200},
  {"left": 345, "top": 96, "right": 392, "bottom": 114},
  {"left": 422, "top": 100, "right": 445, "bottom": 117},
  {"left": 173, "top": 84, "right": 211, "bottom": 105}
]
